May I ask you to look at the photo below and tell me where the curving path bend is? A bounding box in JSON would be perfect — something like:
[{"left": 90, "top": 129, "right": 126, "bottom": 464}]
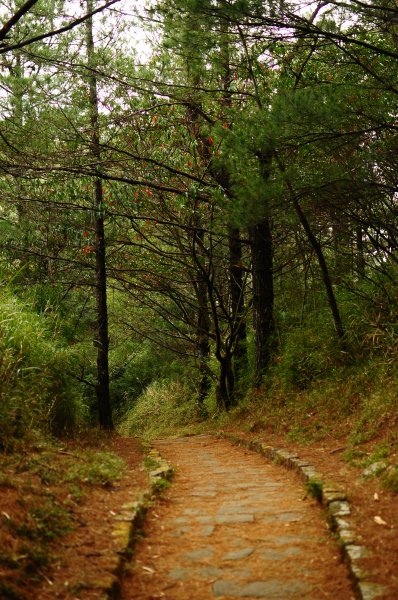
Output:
[{"left": 121, "top": 435, "right": 355, "bottom": 600}]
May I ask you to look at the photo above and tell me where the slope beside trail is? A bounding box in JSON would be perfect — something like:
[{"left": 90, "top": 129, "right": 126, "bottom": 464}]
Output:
[{"left": 121, "top": 435, "right": 355, "bottom": 600}]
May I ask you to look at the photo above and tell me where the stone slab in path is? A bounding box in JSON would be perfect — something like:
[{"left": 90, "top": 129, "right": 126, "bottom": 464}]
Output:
[{"left": 121, "top": 435, "right": 355, "bottom": 600}]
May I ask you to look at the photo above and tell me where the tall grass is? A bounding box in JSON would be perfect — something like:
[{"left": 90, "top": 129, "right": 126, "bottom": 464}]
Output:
[
  {"left": 0, "top": 291, "right": 86, "bottom": 449},
  {"left": 118, "top": 378, "right": 199, "bottom": 440}
]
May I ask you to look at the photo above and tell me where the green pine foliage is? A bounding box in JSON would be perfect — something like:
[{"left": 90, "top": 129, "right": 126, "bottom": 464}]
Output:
[{"left": 0, "top": 0, "right": 397, "bottom": 455}]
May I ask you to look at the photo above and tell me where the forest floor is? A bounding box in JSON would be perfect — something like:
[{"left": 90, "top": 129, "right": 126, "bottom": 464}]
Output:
[
  {"left": 0, "top": 436, "right": 147, "bottom": 600},
  {"left": 0, "top": 430, "right": 397, "bottom": 599}
]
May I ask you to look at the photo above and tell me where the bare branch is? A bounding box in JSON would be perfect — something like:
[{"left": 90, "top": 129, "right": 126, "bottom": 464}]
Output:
[
  {"left": 0, "top": 0, "right": 121, "bottom": 54},
  {"left": 0, "top": 0, "right": 39, "bottom": 42}
]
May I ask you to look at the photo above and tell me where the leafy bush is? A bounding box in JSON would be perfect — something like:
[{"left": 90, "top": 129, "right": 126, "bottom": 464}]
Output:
[{"left": 272, "top": 318, "right": 341, "bottom": 391}]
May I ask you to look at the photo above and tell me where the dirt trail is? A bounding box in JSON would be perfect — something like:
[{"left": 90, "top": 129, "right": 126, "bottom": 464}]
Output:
[{"left": 121, "top": 435, "right": 355, "bottom": 600}]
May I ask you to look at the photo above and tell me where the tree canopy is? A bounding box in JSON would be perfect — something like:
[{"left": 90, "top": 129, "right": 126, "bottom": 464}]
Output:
[{"left": 0, "top": 0, "right": 397, "bottom": 435}]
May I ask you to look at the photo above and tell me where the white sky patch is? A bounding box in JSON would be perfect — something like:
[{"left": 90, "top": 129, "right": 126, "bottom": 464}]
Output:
[
  {"left": 107, "top": 0, "right": 155, "bottom": 60},
  {"left": 0, "top": 0, "right": 155, "bottom": 60}
]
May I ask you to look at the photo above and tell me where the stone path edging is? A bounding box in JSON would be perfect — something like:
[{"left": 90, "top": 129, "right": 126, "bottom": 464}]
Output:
[
  {"left": 103, "top": 450, "right": 174, "bottom": 599},
  {"left": 219, "top": 431, "right": 385, "bottom": 600}
]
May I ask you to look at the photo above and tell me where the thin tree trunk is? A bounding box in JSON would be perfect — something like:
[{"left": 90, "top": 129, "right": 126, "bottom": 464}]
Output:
[
  {"left": 215, "top": 353, "right": 235, "bottom": 411},
  {"left": 195, "top": 230, "right": 211, "bottom": 416},
  {"left": 248, "top": 148, "right": 276, "bottom": 388},
  {"left": 275, "top": 152, "right": 345, "bottom": 342},
  {"left": 216, "top": 357, "right": 229, "bottom": 411},
  {"left": 333, "top": 218, "right": 352, "bottom": 284},
  {"left": 356, "top": 226, "right": 366, "bottom": 278},
  {"left": 293, "top": 197, "right": 345, "bottom": 341},
  {"left": 12, "top": 51, "right": 30, "bottom": 269},
  {"left": 228, "top": 226, "right": 247, "bottom": 387},
  {"left": 185, "top": 37, "right": 248, "bottom": 407},
  {"left": 219, "top": 31, "right": 248, "bottom": 393},
  {"left": 197, "top": 323, "right": 211, "bottom": 413},
  {"left": 249, "top": 217, "right": 274, "bottom": 387},
  {"left": 86, "top": 0, "right": 113, "bottom": 430}
]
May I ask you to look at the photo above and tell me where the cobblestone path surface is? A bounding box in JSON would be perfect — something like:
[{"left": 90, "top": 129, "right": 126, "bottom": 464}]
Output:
[{"left": 121, "top": 435, "right": 355, "bottom": 600}]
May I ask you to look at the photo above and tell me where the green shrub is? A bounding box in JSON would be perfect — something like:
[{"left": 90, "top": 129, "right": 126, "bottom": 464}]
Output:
[{"left": 272, "top": 318, "right": 341, "bottom": 391}]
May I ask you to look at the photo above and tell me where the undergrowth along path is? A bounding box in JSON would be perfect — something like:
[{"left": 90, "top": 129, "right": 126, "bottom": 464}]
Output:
[{"left": 121, "top": 435, "right": 354, "bottom": 600}]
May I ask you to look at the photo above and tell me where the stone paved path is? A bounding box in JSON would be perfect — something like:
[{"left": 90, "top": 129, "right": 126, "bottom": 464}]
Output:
[{"left": 121, "top": 435, "right": 355, "bottom": 600}]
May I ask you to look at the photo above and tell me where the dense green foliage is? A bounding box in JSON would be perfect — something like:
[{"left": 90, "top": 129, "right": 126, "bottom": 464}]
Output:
[
  {"left": 0, "top": 289, "right": 86, "bottom": 448},
  {"left": 0, "top": 0, "right": 397, "bottom": 456}
]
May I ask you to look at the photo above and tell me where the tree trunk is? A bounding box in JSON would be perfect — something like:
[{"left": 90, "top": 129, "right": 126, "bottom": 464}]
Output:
[
  {"left": 197, "top": 342, "right": 211, "bottom": 414},
  {"left": 275, "top": 151, "right": 345, "bottom": 343},
  {"left": 228, "top": 226, "right": 247, "bottom": 389},
  {"left": 293, "top": 197, "right": 345, "bottom": 341},
  {"left": 93, "top": 179, "right": 113, "bottom": 429},
  {"left": 356, "top": 227, "right": 366, "bottom": 278},
  {"left": 196, "top": 257, "right": 211, "bottom": 416},
  {"left": 333, "top": 218, "right": 352, "bottom": 284},
  {"left": 249, "top": 217, "right": 274, "bottom": 387},
  {"left": 216, "top": 353, "right": 235, "bottom": 411},
  {"left": 86, "top": 0, "right": 113, "bottom": 430},
  {"left": 185, "top": 42, "right": 248, "bottom": 408}
]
